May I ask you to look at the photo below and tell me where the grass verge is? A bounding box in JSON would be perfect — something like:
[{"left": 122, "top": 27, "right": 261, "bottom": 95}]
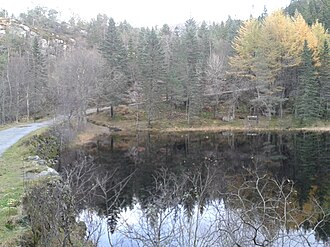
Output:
[
  {"left": 0, "top": 128, "right": 47, "bottom": 247},
  {"left": 87, "top": 108, "right": 330, "bottom": 136}
]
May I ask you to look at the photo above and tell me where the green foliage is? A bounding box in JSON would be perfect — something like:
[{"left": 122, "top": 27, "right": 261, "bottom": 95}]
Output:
[
  {"left": 0, "top": 129, "right": 48, "bottom": 245},
  {"left": 99, "top": 18, "right": 130, "bottom": 109},
  {"left": 251, "top": 50, "right": 286, "bottom": 119},
  {"left": 1, "top": 5, "right": 330, "bottom": 128},
  {"left": 183, "top": 18, "right": 203, "bottom": 124},
  {"left": 165, "top": 28, "right": 186, "bottom": 106},
  {"left": 198, "top": 21, "right": 211, "bottom": 85},
  {"left": 209, "top": 17, "right": 241, "bottom": 43},
  {"left": 293, "top": 132, "right": 329, "bottom": 207},
  {"left": 319, "top": 40, "right": 330, "bottom": 120},
  {"left": 137, "top": 28, "right": 166, "bottom": 126},
  {"left": 86, "top": 14, "right": 109, "bottom": 48},
  {"left": 19, "top": 6, "right": 59, "bottom": 31},
  {"left": 25, "top": 131, "right": 60, "bottom": 162},
  {"left": 295, "top": 41, "right": 321, "bottom": 124},
  {"left": 100, "top": 18, "right": 128, "bottom": 76},
  {"left": 286, "top": 0, "right": 330, "bottom": 30},
  {"left": 27, "top": 37, "right": 49, "bottom": 116},
  {"left": 229, "top": 11, "right": 326, "bottom": 120}
]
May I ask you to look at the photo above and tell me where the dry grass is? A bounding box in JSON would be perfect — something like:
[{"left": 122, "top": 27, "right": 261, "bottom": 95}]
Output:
[
  {"left": 75, "top": 122, "right": 109, "bottom": 144},
  {"left": 84, "top": 110, "right": 330, "bottom": 141}
]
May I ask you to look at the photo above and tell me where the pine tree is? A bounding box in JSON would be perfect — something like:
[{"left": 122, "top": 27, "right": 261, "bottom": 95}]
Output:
[
  {"left": 160, "top": 24, "right": 172, "bottom": 102},
  {"left": 183, "top": 18, "right": 202, "bottom": 124},
  {"left": 319, "top": 40, "right": 330, "bottom": 120},
  {"left": 87, "top": 14, "right": 108, "bottom": 48},
  {"left": 100, "top": 18, "right": 128, "bottom": 74},
  {"left": 127, "top": 37, "right": 138, "bottom": 83},
  {"left": 137, "top": 28, "right": 165, "bottom": 127},
  {"left": 0, "top": 52, "right": 7, "bottom": 124},
  {"left": 286, "top": 0, "right": 330, "bottom": 31},
  {"left": 27, "top": 37, "right": 48, "bottom": 118},
  {"left": 167, "top": 26, "right": 186, "bottom": 114},
  {"left": 99, "top": 18, "right": 129, "bottom": 117},
  {"left": 294, "top": 132, "right": 318, "bottom": 206},
  {"left": 198, "top": 21, "right": 211, "bottom": 87},
  {"left": 295, "top": 40, "right": 321, "bottom": 123}
]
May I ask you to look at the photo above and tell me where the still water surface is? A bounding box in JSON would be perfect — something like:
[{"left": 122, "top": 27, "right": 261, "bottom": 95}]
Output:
[{"left": 69, "top": 131, "right": 330, "bottom": 246}]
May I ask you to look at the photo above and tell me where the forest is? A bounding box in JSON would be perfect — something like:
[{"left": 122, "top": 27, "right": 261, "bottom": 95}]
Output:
[{"left": 0, "top": 0, "right": 329, "bottom": 128}]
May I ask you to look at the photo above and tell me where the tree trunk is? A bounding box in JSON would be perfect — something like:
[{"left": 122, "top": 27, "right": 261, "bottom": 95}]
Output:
[
  {"left": 186, "top": 97, "right": 190, "bottom": 125},
  {"left": 232, "top": 103, "right": 236, "bottom": 119},
  {"left": 110, "top": 105, "right": 114, "bottom": 118},
  {"left": 280, "top": 90, "right": 285, "bottom": 118},
  {"left": 213, "top": 94, "right": 219, "bottom": 118},
  {"left": 26, "top": 91, "right": 30, "bottom": 120},
  {"left": 1, "top": 75, "right": 6, "bottom": 124},
  {"left": 147, "top": 106, "right": 151, "bottom": 128},
  {"left": 6, "top": 49, "right": 13, "bottom": 120},
  {"left": 136, "top": 104, "right": 139, "bottom": 130},
  {"left": 15, "top": 89, "right": 20, "bottom": 123}
]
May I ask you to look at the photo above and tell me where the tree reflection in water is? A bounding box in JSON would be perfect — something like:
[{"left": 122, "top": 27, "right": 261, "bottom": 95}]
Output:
[{"left": 63, "top": 132, "right": 330, "bottom": 246}]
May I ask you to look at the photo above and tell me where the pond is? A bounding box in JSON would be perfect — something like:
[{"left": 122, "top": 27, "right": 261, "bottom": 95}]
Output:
[{"left": 61, "top": 131, "right": 330, "bottom": 247}]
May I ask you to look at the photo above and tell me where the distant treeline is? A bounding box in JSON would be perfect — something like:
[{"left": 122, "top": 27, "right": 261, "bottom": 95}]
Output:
[{"left": 0, "top": 0, "right": 329, "bottom": 126}]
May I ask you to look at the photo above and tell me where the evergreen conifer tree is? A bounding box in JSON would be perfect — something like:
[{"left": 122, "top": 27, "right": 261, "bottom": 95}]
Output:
[
  {"left": 137, "top": 28, "right": 165, "bottom": 127},
  {"left": 99, "top": 18, "right": 129, "bottom": 117},
  {"left": 100, "top": 18, "right": 128, "bottom": 75},
  {"left": 198, "top": 22, "right": 211, "bottom": 88},
  {"left": 167, "top": 27, "right": 186, "bottom": 112},
  {"left": 319, "top": 40, "right": 330, "bottom": 120},
  {"left": 27, "top": 37, "right": 48, "bottom": 117},
  {"left": 295, "top": 40, "right": 321, "bottom": 123},
  {"left": 183, "top": 18, "right": 202, "bottom": 124}
]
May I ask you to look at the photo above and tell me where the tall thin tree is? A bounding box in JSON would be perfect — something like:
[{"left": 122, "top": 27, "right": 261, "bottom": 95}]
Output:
[{"left": 295, "top": 40, "right": 321, "bottom": 123}]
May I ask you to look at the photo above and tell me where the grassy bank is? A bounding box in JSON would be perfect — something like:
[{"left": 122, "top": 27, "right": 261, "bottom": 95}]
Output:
[
  {"left": 0, "top": 128, "right": 46, "bottom": 246},
  {"left": 86, "top": 107, "right": 330, "bottom": 138}
]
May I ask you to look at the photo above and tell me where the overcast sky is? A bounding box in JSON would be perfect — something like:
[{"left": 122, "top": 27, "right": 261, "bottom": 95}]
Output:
[{"left": 1, "top": 0, "right": 291, "bottom": 27}]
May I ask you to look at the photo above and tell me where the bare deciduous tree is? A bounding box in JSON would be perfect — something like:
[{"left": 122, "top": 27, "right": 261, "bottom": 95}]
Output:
[{"left": 53, "top": 48, "right": 104, "bottom": 127}]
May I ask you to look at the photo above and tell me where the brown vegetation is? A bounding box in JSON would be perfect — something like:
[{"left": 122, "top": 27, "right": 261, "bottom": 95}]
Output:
[{"left": 79, "top": 109, "right": 330, "bottom": 146}]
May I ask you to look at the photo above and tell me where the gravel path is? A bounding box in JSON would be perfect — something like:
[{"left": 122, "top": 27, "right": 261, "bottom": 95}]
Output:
[{"left": 0, "top": 119, "right": 55, "bottom": 157}]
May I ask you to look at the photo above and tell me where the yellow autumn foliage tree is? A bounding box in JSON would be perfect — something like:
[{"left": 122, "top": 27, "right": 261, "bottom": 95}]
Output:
[
  {"left": 229, "top": 10, "right": 329, "bottom": 118},
  {"left": 291, "top": 12, "right": 319, "bottom": 65},
  {"left": 310, "top": 21, "right": 330, "bottom": 64},
  {"left": 230, "top": 10, "right": 329, "bottom": 80},
  {"left": 229, "top": 18, "right": 261, "bottom": 79},
  {"left": 259, "top": 10, "right": 294, "bottom": 72}
]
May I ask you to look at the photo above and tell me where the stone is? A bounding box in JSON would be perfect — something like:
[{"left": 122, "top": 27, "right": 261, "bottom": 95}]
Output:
[
  {"left": 37, "top": 159, "right": 47, "bottom": 166},
  {"left": 27, "top": 155, "right": 40, "bottom": 161},
  {"left": 37, "top": 167, "right": 59, "bottom": 177}
]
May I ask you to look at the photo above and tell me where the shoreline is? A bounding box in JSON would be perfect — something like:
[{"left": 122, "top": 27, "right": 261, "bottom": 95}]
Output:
[
  {"left": 75, "top": 120, "right": 330, "bottom": 145},
  {"left": 159, "top": 126, "right": 330, "bottom": 133}
]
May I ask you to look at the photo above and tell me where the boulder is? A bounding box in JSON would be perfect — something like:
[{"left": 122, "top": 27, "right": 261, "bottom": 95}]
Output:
[
  {"left": 27, "top": 155, "right": 41, "bottom": 161},
  {"left": 37, "top": 167, "right": 59, "bottom": 178}
]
